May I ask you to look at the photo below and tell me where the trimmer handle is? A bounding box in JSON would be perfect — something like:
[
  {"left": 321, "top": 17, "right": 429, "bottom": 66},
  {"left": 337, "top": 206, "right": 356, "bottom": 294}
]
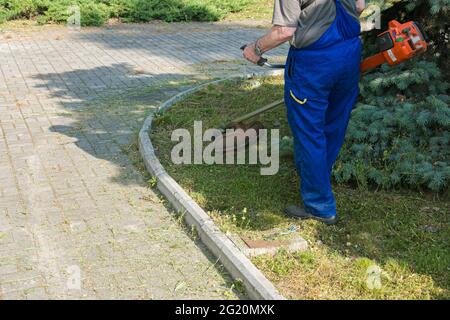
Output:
[{"left": 240, "top": 45, "right": 284, "bottom": 69}]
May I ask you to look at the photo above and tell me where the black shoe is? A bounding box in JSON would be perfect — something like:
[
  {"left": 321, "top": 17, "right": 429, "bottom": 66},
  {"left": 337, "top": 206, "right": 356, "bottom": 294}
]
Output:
[{"left": 284, "top": 205, "right": 338, "bottom": 225}]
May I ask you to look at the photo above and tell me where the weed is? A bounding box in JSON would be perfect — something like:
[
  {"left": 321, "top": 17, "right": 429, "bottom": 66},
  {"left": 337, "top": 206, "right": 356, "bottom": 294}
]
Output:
[{"left": 148, "top": 176, "right": 158, "bottom": 188}]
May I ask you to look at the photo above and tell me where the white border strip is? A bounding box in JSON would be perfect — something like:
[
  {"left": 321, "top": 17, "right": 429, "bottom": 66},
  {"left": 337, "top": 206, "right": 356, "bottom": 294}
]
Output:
[{"left": 139, "top": 69, "right": 286, "bottom": 300}]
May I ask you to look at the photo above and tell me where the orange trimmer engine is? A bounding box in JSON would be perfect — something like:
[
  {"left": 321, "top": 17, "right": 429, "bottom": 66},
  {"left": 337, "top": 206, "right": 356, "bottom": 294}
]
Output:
[{"left": 361, "top": 20, "right": 428, "bottom": 73}]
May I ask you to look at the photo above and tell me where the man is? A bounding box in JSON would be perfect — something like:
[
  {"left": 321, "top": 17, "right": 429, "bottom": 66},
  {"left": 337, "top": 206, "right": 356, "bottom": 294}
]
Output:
[{"left": 243, "top": 0, "right": 366, "bottom": 225}]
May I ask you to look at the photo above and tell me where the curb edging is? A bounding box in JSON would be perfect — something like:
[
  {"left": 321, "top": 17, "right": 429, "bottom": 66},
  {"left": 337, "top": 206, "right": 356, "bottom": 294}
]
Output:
[{"left": 138, "top": 69, "right": 286, "bottom": 300}]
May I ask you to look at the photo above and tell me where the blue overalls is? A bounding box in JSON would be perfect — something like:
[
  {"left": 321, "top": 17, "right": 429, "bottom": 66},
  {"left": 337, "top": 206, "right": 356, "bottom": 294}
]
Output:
[{"left": 284, "top": 0, "right": 361, "bottom": 218}]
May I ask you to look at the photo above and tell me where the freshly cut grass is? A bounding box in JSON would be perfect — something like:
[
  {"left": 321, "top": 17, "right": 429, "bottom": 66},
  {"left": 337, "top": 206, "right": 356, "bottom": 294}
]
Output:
[{"left": 151, "top": 76, "right": 449, "bottom": 299}]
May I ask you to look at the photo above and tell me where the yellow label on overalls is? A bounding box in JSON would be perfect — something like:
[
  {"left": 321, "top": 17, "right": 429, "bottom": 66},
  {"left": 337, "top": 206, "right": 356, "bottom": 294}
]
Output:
[{"left": 290, "top": 90, "right": 308, "bottom": 105}]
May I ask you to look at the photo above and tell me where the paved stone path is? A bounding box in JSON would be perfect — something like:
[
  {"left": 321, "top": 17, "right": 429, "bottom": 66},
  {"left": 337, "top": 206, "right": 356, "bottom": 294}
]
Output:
[{"left": 0, "top": 22, "right": 287, "bottom": 299}]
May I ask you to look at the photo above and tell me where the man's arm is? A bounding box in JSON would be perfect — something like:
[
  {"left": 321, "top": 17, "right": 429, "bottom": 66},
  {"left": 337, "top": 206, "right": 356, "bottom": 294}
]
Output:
[
  {"left": 243, "top": 0, "right": 299, "bottom": 64},
  {"left": 243, "top": 25, "right": 296, "bottom": 64},
  {"left": 356, "top": 0, "right": 366, "bottom": 15}
]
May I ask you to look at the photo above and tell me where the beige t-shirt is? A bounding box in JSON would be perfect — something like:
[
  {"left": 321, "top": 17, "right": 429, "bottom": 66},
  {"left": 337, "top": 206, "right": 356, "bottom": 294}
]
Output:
[{"left": 272, "top": 0, "right": 359, "bottom": 48}]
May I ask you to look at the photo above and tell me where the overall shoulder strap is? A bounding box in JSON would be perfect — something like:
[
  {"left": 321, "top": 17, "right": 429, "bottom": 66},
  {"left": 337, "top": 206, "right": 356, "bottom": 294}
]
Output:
[{"left": 301, "top": 0, "right": 316, "bottom": 10}]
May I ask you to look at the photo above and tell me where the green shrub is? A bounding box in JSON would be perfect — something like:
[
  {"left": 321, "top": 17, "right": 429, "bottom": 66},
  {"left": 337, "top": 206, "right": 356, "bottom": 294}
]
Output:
[
  {"left": 79, "top": 1, "right": 110, "bottom": 26},
  {"left": 276, "top": 1, "right": 450, "bottom": 192},
  {"left": 332, "top": 0, "right": 450, "bottom": 192},
  {"left": 333, "top": 61, "right": 449, "bottom": 192},
  {"left": 0, "top": 0, "right": 38, "bottom": 19},
  {"left": 118, "top": 0, "right": 232, "bottom": 23},
  {"left": 37, "top": 0, "right": 72, "bottom": 24},
  {"left": 0, "top": 0, "right": 256, "bottom": 26},
  {"left": 0, "top": 9, "right": 7, "bottom": 24},
  {"left": 278, "top": 0, "right": 450, "bottom": 192}
]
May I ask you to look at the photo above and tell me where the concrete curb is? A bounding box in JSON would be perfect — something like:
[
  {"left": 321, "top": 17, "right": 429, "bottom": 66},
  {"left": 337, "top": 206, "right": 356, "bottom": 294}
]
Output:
[{"left": 138, "top": 69, "right": 286, "bottom": 300}]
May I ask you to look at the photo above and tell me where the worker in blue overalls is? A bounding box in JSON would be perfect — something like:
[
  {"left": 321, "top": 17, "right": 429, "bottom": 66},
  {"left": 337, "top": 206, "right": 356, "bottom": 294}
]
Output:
[{"left": 243, "top": 0, "right": 366, "bottom": 225}]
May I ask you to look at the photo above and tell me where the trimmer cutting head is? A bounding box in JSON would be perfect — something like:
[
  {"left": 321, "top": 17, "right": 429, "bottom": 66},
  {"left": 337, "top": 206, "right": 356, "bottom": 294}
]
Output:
[
  {"left": 218, "top": 121, "right": 264, "bottom": 154},
  {"left": 217, "top": 97, "right": 285, "bottom": 154}
]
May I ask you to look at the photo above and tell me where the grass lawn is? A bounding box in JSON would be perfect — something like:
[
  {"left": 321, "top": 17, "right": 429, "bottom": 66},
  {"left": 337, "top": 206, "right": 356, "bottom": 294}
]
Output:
[
  {"left": 224, "top": 0, "right": 274, "bottom": 21},
  {"left": 151, "top": 75, "right": 450, "bottom": 300}
]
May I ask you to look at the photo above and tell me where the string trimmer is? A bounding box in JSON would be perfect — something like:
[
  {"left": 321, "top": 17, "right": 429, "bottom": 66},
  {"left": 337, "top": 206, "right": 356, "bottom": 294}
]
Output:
[{"left": 221, "top": 20, "right": 428, "bottom": 146}]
